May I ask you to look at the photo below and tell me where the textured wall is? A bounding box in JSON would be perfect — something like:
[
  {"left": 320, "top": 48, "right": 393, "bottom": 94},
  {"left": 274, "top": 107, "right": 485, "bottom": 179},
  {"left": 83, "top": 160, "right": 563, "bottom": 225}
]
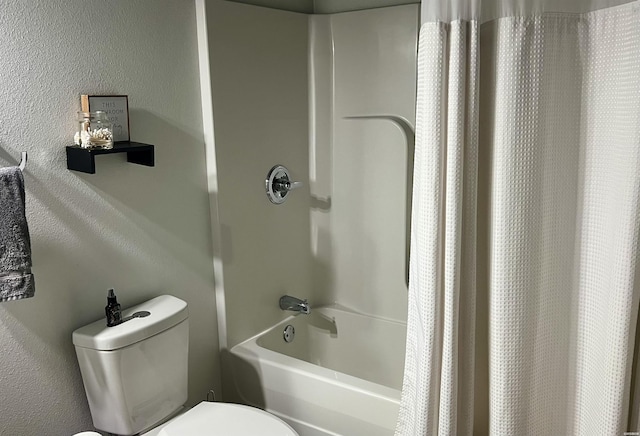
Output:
[
  {"left": 0, "top": 1, "right": 219, "bottom": 435},
  {"left": 204, "top": 0, "right": 311, "bottom": 350}
]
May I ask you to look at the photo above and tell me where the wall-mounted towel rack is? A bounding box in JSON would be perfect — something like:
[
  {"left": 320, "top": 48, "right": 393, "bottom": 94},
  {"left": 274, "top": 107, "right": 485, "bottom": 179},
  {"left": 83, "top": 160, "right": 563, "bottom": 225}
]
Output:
[{"left": 19, "top": 152, "right": 27, "bottom": 171}]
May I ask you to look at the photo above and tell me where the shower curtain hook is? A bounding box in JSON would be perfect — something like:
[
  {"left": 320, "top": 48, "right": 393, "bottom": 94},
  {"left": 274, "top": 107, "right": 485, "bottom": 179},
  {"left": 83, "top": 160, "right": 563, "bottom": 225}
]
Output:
[{"left": 19, "top": 151, "right": 27, "bottom": 171}]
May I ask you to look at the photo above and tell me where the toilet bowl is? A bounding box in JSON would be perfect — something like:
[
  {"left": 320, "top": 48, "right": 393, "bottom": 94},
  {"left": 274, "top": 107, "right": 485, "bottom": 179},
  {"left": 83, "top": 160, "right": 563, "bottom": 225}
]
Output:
[
  {"left": 141, "top": 401, "right": 297, "bottom": 435},
  {"left": 72, "top": 295, "right": 298, "bottom": 436},
  {"left": 74, "top": 403, "right": 297, "bottom": 436}
]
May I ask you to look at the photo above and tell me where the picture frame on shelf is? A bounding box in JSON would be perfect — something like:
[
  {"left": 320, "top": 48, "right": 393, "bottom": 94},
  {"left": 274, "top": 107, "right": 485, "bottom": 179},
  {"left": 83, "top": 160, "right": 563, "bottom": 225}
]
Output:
[{"left": 81, "top": 95, "right": 130, "bottom": 142}]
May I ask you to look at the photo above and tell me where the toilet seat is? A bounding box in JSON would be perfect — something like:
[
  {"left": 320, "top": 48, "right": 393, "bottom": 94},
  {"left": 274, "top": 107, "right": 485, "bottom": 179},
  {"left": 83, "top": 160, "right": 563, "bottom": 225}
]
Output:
[{"left": 149, "top": 402, "right": 298, "bottom": 436}]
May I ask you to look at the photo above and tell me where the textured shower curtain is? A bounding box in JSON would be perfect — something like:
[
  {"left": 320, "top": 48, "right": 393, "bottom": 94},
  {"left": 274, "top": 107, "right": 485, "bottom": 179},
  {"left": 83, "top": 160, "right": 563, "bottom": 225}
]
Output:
[{"left": 396, "top": 1, "right": 640, "bottom": 435}]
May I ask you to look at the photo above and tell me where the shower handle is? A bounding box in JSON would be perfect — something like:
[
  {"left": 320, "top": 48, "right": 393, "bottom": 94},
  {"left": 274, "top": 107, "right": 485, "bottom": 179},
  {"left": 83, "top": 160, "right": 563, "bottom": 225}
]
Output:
[
  {"left": 274, "top": 179, "right": 302, "bottom": 192},
  {"left": 266, "top": 165, "right": 303, "bottom": 204}
]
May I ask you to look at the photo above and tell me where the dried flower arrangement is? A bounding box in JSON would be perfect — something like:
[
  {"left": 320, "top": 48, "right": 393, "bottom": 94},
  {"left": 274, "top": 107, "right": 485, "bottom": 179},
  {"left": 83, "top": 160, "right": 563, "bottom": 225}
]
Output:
[{"left": 74, "top": 127, "right": 113, "bottom": 149}]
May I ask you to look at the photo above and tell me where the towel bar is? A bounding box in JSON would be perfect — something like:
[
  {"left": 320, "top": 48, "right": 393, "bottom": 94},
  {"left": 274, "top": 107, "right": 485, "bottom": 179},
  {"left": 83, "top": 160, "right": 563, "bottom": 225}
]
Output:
[{"left": 19, "top": 152, "right": 27, "bottom": 171}]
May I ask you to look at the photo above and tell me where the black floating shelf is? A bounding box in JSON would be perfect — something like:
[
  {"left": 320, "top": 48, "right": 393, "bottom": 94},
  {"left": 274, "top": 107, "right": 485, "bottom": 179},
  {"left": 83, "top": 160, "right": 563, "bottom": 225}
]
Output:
[{"left": 66, "top": 142, "right": 154, "bottom": 174}]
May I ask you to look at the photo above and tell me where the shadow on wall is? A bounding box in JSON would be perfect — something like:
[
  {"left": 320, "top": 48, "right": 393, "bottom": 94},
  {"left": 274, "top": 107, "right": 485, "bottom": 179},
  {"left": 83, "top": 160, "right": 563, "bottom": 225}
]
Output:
[
  {"left": 221, "top": 349, "right": 266, "bottom": 408},
  {"left": 0, "top": 148, "right": 24, "bottom": 170},
  {"left": 68, "top": 109, "right": 217, "bottom": 408},
  {"left": 78, "top": 108, "right": 214, "bottom": 279},
  {"left": 310, "top": 195, "right": 331, "bottom": 211},
  {"left": 310, "top": 221, "right": 334, "bottom": 307}
]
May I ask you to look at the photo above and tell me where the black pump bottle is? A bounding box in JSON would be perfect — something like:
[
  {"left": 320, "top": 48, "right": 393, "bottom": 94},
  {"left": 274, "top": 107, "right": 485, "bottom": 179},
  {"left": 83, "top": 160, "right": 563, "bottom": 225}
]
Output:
[{"left": 105, "top": 288, "right": 122, "bottom": 327}]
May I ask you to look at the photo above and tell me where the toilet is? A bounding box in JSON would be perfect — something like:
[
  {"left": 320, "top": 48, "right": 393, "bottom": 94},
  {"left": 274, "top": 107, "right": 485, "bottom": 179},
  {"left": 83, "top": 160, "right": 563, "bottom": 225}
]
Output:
[{"left": 72, "top": 295, "right": 298, "bottom": 436}]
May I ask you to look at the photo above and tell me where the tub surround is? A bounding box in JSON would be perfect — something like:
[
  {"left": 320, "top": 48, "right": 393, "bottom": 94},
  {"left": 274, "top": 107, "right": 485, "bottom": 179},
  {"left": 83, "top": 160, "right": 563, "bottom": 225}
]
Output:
[
  {"left": 200, "top": 0, "right": 417, "bottom": 353},
  {"left": 198, "top": 5, "right": 417, "bottom": 433},
  {"left": 309, "top": 4, "right": 418, "bottom": 322}
]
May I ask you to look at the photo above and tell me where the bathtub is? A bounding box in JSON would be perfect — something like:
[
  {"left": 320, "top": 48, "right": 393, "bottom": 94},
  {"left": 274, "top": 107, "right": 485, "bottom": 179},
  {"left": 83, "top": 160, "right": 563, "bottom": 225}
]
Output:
[{"left": 226, "top": 305, "right": 407, "bottom": 436}]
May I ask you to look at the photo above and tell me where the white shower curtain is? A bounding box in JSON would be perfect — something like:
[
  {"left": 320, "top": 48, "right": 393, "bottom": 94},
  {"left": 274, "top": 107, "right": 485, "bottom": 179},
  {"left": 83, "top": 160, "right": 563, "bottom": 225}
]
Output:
[{"left": 397, "top": 1, "right": 640, "bottom": 435}]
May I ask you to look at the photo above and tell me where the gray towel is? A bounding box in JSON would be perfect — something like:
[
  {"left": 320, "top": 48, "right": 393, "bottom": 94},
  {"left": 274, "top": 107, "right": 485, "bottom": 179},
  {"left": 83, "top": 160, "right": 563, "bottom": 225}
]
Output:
[{"left": 0, "top": 166, "right": 34, "bottom": 302}]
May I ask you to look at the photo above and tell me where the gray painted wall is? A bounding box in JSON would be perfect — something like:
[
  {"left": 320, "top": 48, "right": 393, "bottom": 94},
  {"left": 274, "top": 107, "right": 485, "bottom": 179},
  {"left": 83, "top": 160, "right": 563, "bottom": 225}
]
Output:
[{"left": 0, "top": 1, "right": 220, "bottom": 434}]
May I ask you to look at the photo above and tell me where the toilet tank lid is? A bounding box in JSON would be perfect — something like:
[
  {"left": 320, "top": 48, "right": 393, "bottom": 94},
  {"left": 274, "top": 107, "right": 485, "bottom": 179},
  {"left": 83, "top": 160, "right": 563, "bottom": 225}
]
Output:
[{"left": 72, "top": 295, "right": 188, "bottom": 351}]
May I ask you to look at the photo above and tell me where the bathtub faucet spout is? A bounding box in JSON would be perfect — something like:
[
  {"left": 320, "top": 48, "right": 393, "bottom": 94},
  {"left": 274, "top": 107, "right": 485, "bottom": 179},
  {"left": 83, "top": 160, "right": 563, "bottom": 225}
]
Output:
[{"left": 279, "top": 295, "right": 311, "bottom": 315}]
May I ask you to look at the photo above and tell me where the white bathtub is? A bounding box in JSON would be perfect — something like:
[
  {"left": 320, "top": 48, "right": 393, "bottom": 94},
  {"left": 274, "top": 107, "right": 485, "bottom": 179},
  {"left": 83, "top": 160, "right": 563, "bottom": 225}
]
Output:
[{"left": 226, "top": 305, "right": 406, "bottom": 436}]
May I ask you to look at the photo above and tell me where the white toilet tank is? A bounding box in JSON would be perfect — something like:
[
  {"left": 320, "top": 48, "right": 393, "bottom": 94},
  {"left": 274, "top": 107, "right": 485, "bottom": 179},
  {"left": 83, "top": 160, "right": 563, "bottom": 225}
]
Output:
[{"left": 72, "top": 295, "right": 189, "bottom": 436}]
